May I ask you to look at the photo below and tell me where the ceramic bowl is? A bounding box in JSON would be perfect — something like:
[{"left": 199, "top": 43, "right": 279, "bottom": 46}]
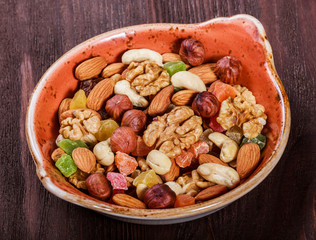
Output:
[{"left": 26, "top": 14, "right": 290, "bottom": 224}]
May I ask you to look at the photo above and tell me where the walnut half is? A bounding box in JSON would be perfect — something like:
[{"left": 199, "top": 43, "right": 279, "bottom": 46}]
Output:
[{"left": 143, "top": 106, "right": 203, "bottom": 158}]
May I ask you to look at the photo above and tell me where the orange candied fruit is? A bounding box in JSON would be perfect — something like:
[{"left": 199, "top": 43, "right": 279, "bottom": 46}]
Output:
[
  {"left": 114, "top": 152, "right": 138, "bottom": 176},
  {"left": 208, "top": 80, "right": 237, "bottom": 102},
  {"left": 175, "top": 150, "right": 194, "bottom": 168}
]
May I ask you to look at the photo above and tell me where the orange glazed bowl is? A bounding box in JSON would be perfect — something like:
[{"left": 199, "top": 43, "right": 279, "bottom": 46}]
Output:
[{"left": 26, "top": 14, "right": 290, "bottom": 224}]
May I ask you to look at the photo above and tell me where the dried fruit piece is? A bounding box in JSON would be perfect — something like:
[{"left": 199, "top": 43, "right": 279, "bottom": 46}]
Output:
[
  {"left": 237, "top": 143, "right": 261, "bottom": 179},
  {"left": 175, "top": 150, "right": 193, "bottom": 168},
  {"left": 86, "top": 173, "right": 111, "bottom": 200},
  {"left": 75, "top": 56, "right": 108, "bottom": 81},
  {"left": 143, "top": 184, "right": 176, "bottom": 209},
  {"left": 240, "top": 133, "right": 266, "bottom": 150},
  {"left": 179, "top": 39, "right": 205, "bottom": 66},
  {"left": 79, "top": 78, "right": 102, "bottom": 96},
  {"left": 192, "top": 91, "right": 219, "bottom": 118},
  {"left": 208, "top": 80, "right": 237, "bottom": 103},
  {"left": 106, "top": 172, "right": 128, "bottom": 190},
  {"left": 114, "top": 152, "right": 138, "bottom": 176},
  {"left": 163, "top": 61, "right": 186, "bottom": 76},
  {"left": 95, "top": 119, "right": 119, "bottom": 142},
  {"left": 105, "top": 94, "right": 133, "bottom": 121},
  {"left": 214, "top": 56, "right": 242, "bottom": 84},
  {"left": 112, "top": 194, "right": 146, "bottom": 209},
  {"left": 226, "top": 125, "right": 243, "bottom": 144},
  {"left": 86, "top": 78, "right": 115, "bottom": 111},
  {"left": 174, "top": 194, "right": 195, "bottom": 208},
  {"left": 70, "top": 89, "right": 87, "bottom": 109},
  {"left": 195, "top": 185, "right": 228, "bottom": 201},
  {"left": 133, "top": 169, "right": 160, "bottom": 188},
  {"left": 57, "top": 139, "right": 88, "bottom": 156},
  {"left": 55, "top": 154, "right": 78, "bottom": 177},
  {"left": 188, "top": 141, "right": 210, "bottom": 158},
  {"left": 72, "top": 147, "right": 96, "bottom": 173},
  {"left": 110, "top": 127, "right": 137, "bottom": 154}
]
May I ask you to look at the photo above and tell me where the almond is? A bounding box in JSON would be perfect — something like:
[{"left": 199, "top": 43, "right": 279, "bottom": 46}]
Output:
[
  {"left": 112, "top": 193, "right": 146, "bottom": 209},
  {"left": 161, "top": 158, "right": 180, "bottom": 182},
  {"left": 198, "top": 154, "right": 228, "bottom": 166},
  {"left": 75, "top": 56, "right": 108, "bottom": 81},
  {"left": 188, "top": 63, "right": 217, "bottom": 84},
  {"left": 51, "top": 148, "right": 65, "bottom": 162},
  {"left": 101, "top": 63, "right": 126, "bottom": 78},
  {"left": 171, "top": 90, "right": 198, "bottom": 106},
  {"left": 174, "top": 194, "right": 195, "bottom": 208},
  {"left": 72, "top": 147, "right": 96, "bottom": 173},
  {"left": 162, "top": 53, "right": 190, "bottom": 69},
  {"left": 148, "top": 85, "right": 174, "bottom": 117},
  {"left": 195, "top": 185, "right": 228, "bottom": 201},
  {"left": 86, "top": 78, "right": 114, "bottom": 111},
  {"left": 58, "top": 98, "right": 72, "bottom": 122},
  {"left": 237, "top": 143, "right": 261, "bottom": 179}
]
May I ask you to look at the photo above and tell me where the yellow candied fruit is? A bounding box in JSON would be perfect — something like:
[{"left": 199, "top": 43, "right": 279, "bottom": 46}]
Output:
[
  {"left": 95, "top": 119, "right": 119, "bottom": 141},
  {"left": 70, "top": 89, "right": 87, "bottom": 109},
  {"left": 133, "top": 169, "right": 159, "bottom": 188}
]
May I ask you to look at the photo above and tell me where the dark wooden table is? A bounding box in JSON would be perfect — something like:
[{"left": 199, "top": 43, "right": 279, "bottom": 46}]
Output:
[{"left": 0, "top": 0, "right": 315, "bottom": 239}]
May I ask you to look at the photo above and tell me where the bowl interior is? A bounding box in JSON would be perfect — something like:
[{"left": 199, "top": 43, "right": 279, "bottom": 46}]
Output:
[{"left": 27, "top": 15, "right": 289, "bottom": 220}]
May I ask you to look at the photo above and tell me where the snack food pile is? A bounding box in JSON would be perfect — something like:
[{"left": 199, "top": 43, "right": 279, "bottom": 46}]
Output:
[{"left": 51, "top": 38, "right": 267, "bottom": 209}]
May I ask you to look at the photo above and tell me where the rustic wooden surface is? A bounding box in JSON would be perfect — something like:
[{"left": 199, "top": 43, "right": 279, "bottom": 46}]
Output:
[{"left": 0, "top": 0, "right": 315, "bottom": 239}]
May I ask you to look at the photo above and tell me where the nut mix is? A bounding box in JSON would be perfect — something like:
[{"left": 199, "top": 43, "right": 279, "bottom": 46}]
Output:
[{"left": 52, "top": 38, "right": 268, "bottom": 209}]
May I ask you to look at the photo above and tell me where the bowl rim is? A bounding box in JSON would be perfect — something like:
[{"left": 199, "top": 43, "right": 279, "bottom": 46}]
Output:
[{"left": 25, "top": 14, "right": 291, "bottom": 221}]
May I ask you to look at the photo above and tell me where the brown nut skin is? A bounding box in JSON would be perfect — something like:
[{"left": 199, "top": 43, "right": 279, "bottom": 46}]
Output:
[
  {"left": 192, "top": 91, "right": 220, "bottom": 118},
  {"left": 131, "top": 136, "right": 154, "bottom": 156},
  {"left": 86, "top": 173, "right": 111, "bottom": 201},
  {"left": 105, "top": 94, "right": 133, "bottom": 121},
  {"left": 214, "top": 56, "right": 242, "bottom": 84},
  {"left": 179, "top": 38, "right": 205, "bottom": 66},
  {"left": 143, "top": 184, "right": 176, "bottom": 209},
  {"left": 110, "top": 126, "right": 137, "bottom": 154},
  {"left": 121, "top": 109, "right": 147, "bottom": 133}
]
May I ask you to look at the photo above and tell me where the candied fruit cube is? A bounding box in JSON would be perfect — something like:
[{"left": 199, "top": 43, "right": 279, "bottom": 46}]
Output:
[
  {"left": 175, "top": 150, "right": 194, "bottom": 168},
  {"left": 114, "top": 152, "right": 138, "bottom": 176},
  {"left": 106, "top": 172, "right": 128, "bottom": 190},
  {"left": 132, "top": 169, "right": 160, "bottom": 188},
  {"left": 57, "top": 139, "right": 88, "bottom": 156},
  {"left": 163, "top": 61, "right": 186, "bottom": 77},
  {"left": 95, "top": 119, "right": 119, "bottom": 141},
  {"left": 55, "top": 154, "right": 77, "bottom": 177},
  {"left": 188, "top": 141, "right": 210, "bottom": 158}
]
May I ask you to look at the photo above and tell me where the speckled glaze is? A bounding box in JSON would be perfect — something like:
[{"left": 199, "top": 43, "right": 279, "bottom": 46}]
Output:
[{"left": 26, "top": 14, "right": 290, "bottom": 224}]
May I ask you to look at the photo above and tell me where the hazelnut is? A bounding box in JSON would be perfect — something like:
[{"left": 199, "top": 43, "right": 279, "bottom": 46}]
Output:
[
  {"left": 110, "top": 126, "right": 137, "bottom": 154},
  {"left": 179, "top": 38, "right": 205, "bottom": 66},
  {"left": 192, "top": 91, "right": 219, "bottom": 118},
  {"left": 86, "top": 173, "right": 111, "bottom": 200},
  {"left": 143, "top": 184, "right": 176, "bottom": 209},
  {"left": 121, "top": 109, "right": 147, "bottom": 133},
  {"left": 214, "top": 56, "right": 242, "bottom": 84},
  {"left": 131, "top": 136, "right": 154, "bottom": 157},
  {"left": 105, "top": 94, "right": 133, "bottom": 121}
]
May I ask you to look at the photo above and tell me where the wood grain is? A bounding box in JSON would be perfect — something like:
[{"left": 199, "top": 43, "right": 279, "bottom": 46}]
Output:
[{"left": 0, "top": 0, "right": 315, "bottom": 239}]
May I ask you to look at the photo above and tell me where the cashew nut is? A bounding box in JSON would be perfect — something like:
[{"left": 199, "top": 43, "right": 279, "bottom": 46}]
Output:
[
  {"left": 114, "top": 80, "right": 148, "bottom": 107},
  {"left": 93, "top": 140, "right": 114, "bottom": 166},
  {"left": 197, "top": 163, "right": 240, "bottom": 188},
  {"left": 171, "top": 71, "right": 206, "bottom": 92},
  {"left": 122, "top": 49, "right": 163, "bottom": 66},
  {"left": 136, "top": 183, "right": 149, "bottom": 200},
  {"left": 208, "top": 132, "right": 239, "bottom": 163},
  {"left": 164, "top": 181, "right": 184, "bottom": 195},
  {"left": 146, "top": 150, "right": 171, "bottom": 175}
]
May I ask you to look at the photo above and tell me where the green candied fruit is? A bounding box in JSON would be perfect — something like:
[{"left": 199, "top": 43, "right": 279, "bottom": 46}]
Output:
[
  {"left": 57, "top": 139, "right": 88, "bottom": 156},
  {"left": 241, "top": 133, "right": 267, "bottom": 150},
  {"left": 163, "top": 61, "right": 186, "bottom": 77},
  {"left": 55, "top": 154, "right": 77, "bottom": 177}
]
